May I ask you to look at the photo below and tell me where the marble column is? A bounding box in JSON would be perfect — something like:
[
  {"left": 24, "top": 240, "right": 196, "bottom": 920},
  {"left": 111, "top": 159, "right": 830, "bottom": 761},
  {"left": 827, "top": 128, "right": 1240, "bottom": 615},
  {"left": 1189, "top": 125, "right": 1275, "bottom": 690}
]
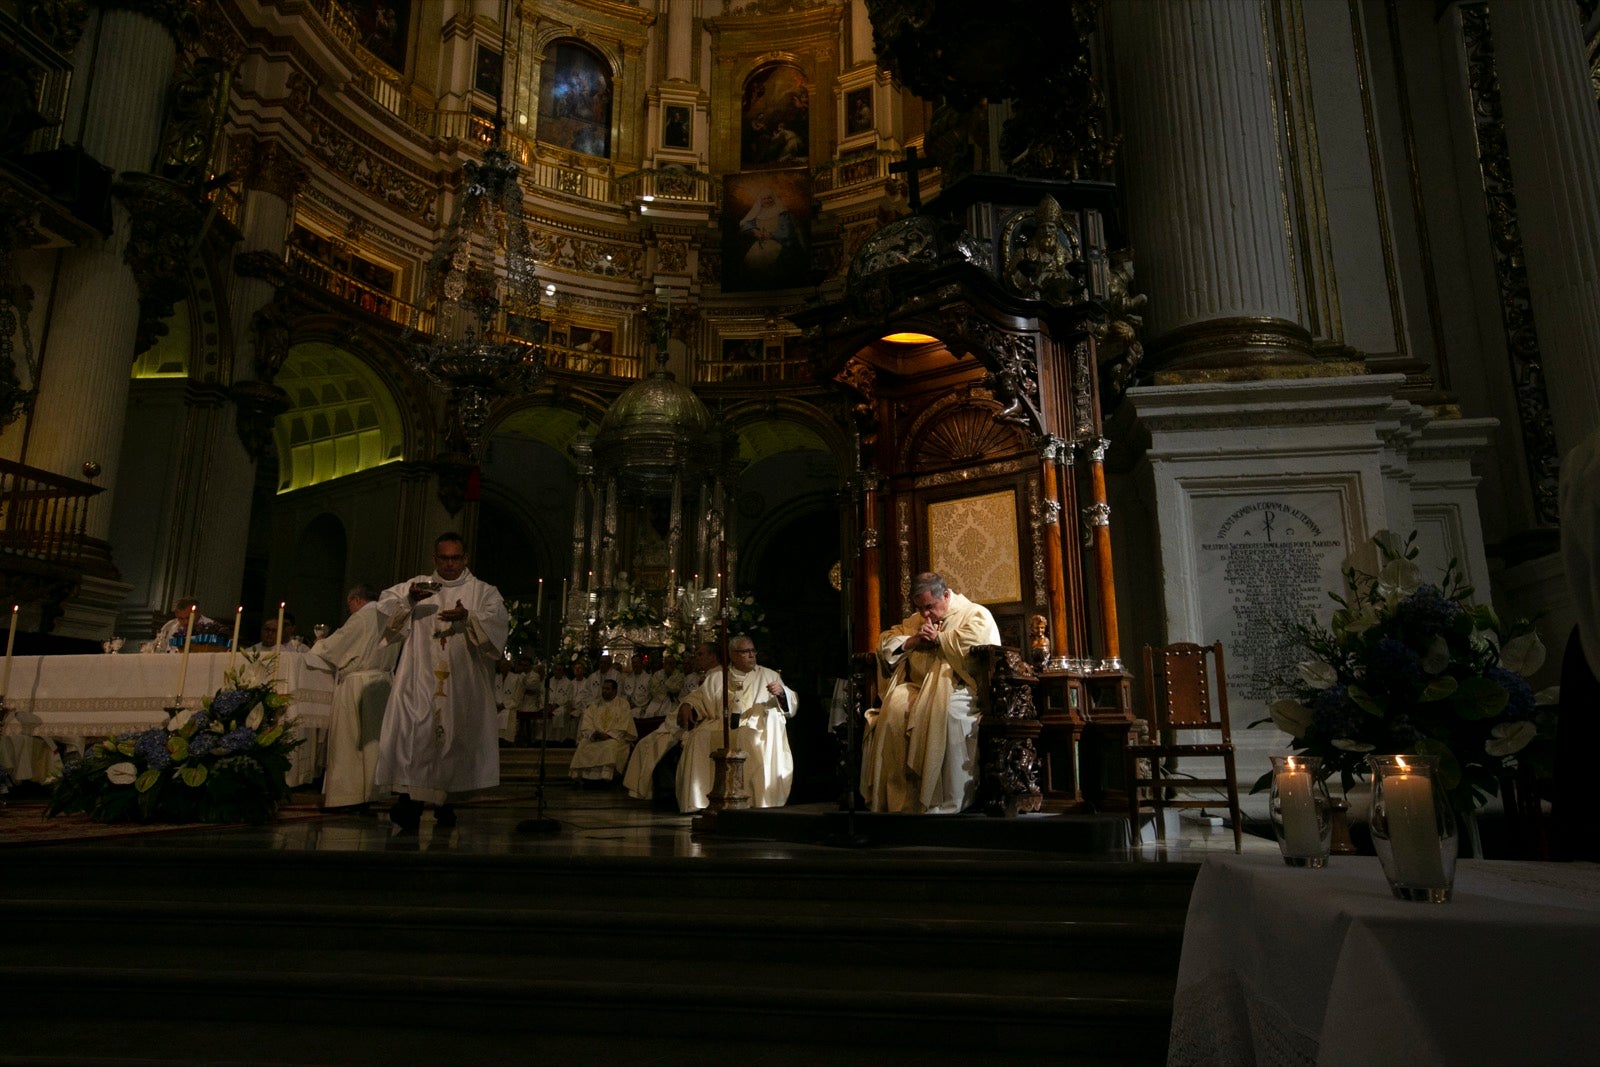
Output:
[
  {"left": 665, "top": 0, "right": 692, "bottom": 82},
  {"left": 1489, "top": 0, "right": 1600, "bottom": 460},
  {"left": 1106, "top": 0, "right": 1310, "bottom": 369},
  {"left": 24, "top": 8, "right": 176, "bottom": 540}
]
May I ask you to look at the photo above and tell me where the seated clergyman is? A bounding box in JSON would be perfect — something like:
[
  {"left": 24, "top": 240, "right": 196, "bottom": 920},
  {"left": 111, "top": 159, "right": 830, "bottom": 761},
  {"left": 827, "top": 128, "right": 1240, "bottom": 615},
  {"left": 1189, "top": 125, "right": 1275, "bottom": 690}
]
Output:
[
  {"left": 861, "top": 572, "right": 999, "bottom": 814},
  {"left": 569, "top": 679, "right": 637, "bottom": 784}
]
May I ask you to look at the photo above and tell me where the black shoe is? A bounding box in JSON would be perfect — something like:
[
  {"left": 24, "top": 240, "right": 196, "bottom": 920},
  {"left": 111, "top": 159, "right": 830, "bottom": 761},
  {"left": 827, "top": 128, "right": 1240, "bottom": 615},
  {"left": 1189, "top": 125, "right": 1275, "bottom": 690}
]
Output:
[
  {"left": 434, "top": 804, "right": 457, "bottom": 827},
  {"left": 388, "top": 796, "right": 421, "bottom": 832}
]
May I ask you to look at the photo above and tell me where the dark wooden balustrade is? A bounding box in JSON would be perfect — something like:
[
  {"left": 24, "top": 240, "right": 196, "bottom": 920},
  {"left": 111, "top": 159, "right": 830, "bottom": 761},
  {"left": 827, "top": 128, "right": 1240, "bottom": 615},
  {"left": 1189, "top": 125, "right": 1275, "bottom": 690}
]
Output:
[{"left": 0, "top": 458, "right": 105, "bottom": 612}]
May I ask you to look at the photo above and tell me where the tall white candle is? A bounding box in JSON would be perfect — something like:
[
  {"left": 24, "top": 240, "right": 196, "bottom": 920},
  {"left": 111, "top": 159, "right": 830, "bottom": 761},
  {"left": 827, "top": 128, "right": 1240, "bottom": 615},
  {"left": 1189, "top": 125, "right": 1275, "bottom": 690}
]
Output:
[
  {"left": 275, "top": 601, "right": 286, "bottom": 650},
  {"left": 1, "top": 604, "right": 17, "bottom": 697},
  {"left": 561, "top": 577, "right": 568, "bottom": 612},
  {"left": 228, "top": 606, "right": 243, "bottom": 669},
  {"left": 1384, "top": 770, "right": 1448, "bottom": 886},
  {"left": 176, "top": 603, "right": 196, "bottom": 703},
  {"left": 1275, "top": 765, "right": 1320, "bottom": 856},
  {"left": 536, "top": 577, "right": 544, "bottom": 615}
]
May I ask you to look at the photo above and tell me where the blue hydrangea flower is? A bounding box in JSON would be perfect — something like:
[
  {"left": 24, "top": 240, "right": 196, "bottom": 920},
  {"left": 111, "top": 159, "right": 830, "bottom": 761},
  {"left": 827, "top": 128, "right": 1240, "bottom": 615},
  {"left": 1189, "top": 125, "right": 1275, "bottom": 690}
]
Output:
[
  {"left": 219, "top": 727, "right": 256, "bottom": 753},
  {"left": 187, "top": 732, "right": 218, "bottom": 757},
  {"left": 133, "top": 728, "right": 171, "bottom": 769},
  {"left": 1369, "top": 637, "right": 1423, "bottom": 692},
  {"left": 1396, "top": 584, "right": 1464, "bottom": 634},
  {"left": 1305, "top": 685, "right": 1361, "bottom": 743},
  {"left": 210, "top": 689, "right": 252, "bottom": 722},
  {"left": 1487, "top": 666, "right": 1536, "bottom": 719}
]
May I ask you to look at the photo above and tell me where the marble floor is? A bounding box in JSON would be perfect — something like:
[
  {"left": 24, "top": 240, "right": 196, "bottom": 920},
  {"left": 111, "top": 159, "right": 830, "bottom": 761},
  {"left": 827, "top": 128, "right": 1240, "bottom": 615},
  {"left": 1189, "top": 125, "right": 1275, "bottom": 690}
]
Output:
[{"left": 15, "top": 780, "right": 1280, "bottom": 862}]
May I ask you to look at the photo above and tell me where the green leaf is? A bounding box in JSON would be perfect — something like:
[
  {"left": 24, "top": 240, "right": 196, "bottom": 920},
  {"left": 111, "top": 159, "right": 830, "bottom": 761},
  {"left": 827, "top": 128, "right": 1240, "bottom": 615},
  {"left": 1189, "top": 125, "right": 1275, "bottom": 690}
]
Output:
[
  {"left": 167, "top": 736, "right": 189, "bottom": 761},
  {"left": 180, "top": 764, "right": 209, "bottom": 788},
  {"left": 1347, "top": 684, "right": 1383, "bottom": 716},
  {"left": 257, "top": 725, "right": 284, "bottom": 747},
  {"left": 1415, "top": 738, "right": 1462, "bottom": 791},
  {"left": 135, "top": 768, "right": 162, "bottom": 793},
  {"left": 1268, "top": 699, "right": 1315, "bottom": 737},
  {"left": 1418, "top": 675, "right": 1458, "bottom": 703},
  {"left": 1454, "top": 676, "right": 1509, "bottom": 720}
]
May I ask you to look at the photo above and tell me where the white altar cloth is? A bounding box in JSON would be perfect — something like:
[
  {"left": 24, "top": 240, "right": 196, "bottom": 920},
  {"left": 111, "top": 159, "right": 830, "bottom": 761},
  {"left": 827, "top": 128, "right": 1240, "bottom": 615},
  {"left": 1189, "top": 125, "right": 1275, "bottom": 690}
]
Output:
[
  {"left": 0, "top": 652, "right": 334, "bottom": 786},
  {"left": 1169, "top": 852, "right": 1600, "bottom": 1066}
]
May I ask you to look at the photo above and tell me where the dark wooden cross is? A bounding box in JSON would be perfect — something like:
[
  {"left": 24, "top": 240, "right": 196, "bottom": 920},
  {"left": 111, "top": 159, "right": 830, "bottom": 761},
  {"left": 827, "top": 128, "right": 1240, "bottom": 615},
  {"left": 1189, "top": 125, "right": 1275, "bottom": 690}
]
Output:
[{"left": 889, "top": 146, "right": 939, "bottom": 213}]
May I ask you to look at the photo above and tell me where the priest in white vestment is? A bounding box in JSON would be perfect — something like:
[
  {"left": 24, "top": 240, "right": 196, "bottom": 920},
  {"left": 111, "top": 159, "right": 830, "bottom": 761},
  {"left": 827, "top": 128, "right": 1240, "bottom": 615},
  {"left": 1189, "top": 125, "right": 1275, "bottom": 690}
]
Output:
[
  {"left": 310, "top": 584, "right": 399, "bottom": 810},
  {"left": 374, "top": 532, "right": 509, "bottom": 830},
  {"left": 863, "top": 572, "right": 999, "bottom": 814},
  {"left": 569, "top": 679, "right": 637, "bottom": 782},
  {"left": 676, "top": 636, "right": 796, "bottom": 812},
  {"left": 152, "top": 597, "right": 216, "bottom": 652},
  {"left": 495, "top": 655, "right": 531, "bottom": 743},
  {"left": 623, "top": 645, "right": 710, "bottom": 801}
]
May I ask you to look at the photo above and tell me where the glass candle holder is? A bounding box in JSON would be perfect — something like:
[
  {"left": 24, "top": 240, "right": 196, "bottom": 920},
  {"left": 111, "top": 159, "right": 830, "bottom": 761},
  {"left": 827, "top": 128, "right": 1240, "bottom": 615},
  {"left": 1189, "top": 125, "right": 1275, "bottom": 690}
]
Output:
[
  {"left": 1367, "top": 754, "right": 1457, "bottom": 902},
  {"left": 1269, "top": 755, "right": 1332, "bottom": 867}
]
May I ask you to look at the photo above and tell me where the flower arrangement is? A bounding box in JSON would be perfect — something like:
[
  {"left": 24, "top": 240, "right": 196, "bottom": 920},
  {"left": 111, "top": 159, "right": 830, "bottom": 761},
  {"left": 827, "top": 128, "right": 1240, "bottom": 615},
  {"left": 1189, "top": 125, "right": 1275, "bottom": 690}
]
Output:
[
  {"left": 504, "top": 598, "right": 541, "bottom": 655},
  {"left": 1258, "top": 531, "right": 1549, "bottom": 814},
  {"left": 725, "top": 594, "right": 768, "bottom": 641},
  {"left": 47, "top": 659, "right": 301, "bottom": 825},
  {"left": 609, "top": 601, "right": 665, "bottom": 630}
]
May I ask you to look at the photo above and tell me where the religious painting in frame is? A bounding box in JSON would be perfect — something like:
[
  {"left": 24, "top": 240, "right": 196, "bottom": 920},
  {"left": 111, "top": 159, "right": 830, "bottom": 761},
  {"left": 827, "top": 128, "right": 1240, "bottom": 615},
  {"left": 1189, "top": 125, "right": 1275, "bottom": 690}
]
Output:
[
  {"left": 663, "top": 105, "right": 691, "bottom": 149},
  {"left": 926, "top": 489, "right": 1023, "bottom": 606},
  {"left": 474, "top": 43, "right": 502, "bottom": 98},
  {"left": 721, "top": 168, "right": 812, "bottom": 293},
  {"left": 720, "top": 338, "right": 765, "bottom": 382},
  {"left": 741, "top": 62, "right": 810, "bottom": 168},
  {"left": 337, "top": 0, "right": 411, "bottom": 72},
  {"left": 845, "top": 87, "right": 873, "bottom": 136},
  {"left": 536, "top": 40, "right": 613, "bottom": 158}
]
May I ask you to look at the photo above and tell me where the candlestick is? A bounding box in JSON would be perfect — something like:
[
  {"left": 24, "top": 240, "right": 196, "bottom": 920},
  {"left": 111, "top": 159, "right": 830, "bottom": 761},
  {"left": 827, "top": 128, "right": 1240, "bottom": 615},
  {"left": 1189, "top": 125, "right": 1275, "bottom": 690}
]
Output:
[
  {"left": 1271, "top": 756, "right": 1324, "bottom": 864},
  {"left": 228, "top": 606, "right": 243, "bottom": 668},
  {"left": 273, "top": 600, "right": 286, "bottom": 682},
  {"left": 1, "top": 604, "right": 17, "bottom": 698},
  {"left": 175, "top": 603, "right": 196, "bottom": 705},
  {"left": 1381, "top": 768, "right": 1448, "bottom": 886}
]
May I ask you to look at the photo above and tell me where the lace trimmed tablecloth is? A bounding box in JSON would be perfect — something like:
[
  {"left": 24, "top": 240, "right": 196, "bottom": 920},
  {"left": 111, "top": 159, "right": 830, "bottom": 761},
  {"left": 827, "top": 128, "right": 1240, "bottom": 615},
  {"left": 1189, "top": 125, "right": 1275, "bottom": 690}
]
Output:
[
  {"left": 1170, "top": 852, "right": 1600, "bottom": 1066},
  {"left": 0, "top": 652, "right": 334, "bottom": 786}
]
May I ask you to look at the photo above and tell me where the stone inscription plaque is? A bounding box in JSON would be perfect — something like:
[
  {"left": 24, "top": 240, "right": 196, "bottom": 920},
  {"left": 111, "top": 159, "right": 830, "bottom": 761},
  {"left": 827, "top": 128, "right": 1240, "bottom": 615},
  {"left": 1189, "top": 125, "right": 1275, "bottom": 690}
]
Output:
[{"left": 1193, "top": 497, "right": 1348, "bottom": 704}]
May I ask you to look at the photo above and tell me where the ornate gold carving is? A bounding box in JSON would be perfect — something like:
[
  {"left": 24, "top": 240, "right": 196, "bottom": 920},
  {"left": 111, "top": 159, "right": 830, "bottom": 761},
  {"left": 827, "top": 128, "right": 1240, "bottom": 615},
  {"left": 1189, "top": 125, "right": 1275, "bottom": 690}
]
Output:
[
  {"left": 1093, "top": 250, "right": 1144, "bottom": 402},
  {"left": 530, "top": 226, "right": 643, "bottom": 280},
  {"left": 19, "top": 0, "right": 90, "bottom": 54},
  {"left": 113, "top": 171, "right": 221, "bottom": 354},
  {"left": 247, "top": 140, "right": 309, "bottom": 202},
  {"left": 999, "top": 195, "right": 1083, "bottom": 304},
  {"left": 1147, "top": 316, "right": 1316, "bottom": 372},
  {"left": 301, "top": 109, "right": 437, "bottom": 224},
  {"left": 158, "top": 53, "right": 229, "bottom": 189},
  {"left": 916, "top": 406, "right": 1019, "bottom": 468},
  {"left": 1459, "top": 3, "right": 1560, "bottom": 525},
  {"left": 862, "top": 527, "right": 878, "bottom": 549}
]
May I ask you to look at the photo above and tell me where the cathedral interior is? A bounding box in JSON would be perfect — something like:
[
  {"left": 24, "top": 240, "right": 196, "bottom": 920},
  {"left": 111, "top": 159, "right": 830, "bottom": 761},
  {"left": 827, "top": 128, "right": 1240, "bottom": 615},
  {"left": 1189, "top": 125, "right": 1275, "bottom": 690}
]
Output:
[{"left": 2, "top": 0, "right": 1597, "bottom": 803}]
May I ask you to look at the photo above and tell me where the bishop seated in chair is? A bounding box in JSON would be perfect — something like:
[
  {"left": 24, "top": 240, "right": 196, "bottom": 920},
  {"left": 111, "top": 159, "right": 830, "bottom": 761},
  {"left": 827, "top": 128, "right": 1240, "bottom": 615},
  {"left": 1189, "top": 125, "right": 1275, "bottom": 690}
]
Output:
[{"left": 862, "top": 572, "right": 1000, "bottom": 814}]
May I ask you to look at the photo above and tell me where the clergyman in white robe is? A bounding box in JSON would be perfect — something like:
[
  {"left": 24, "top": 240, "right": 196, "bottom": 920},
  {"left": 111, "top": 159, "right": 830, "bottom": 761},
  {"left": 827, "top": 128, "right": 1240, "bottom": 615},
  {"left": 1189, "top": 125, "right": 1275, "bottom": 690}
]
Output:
[
  {"left": 862, "top": 574, "right": 999, "bottom": 815},
  {"left": 676, "top": 639, "right": 796, "bottom": 812},
  {"left": 311, "top": 592, "right": 399, "bottom": 809},
  {"left": 374, "top": 556, "right": 508, "bottom": 810},
  {"left": 623, "top": 653, "right": 703, "bottom": 801},
  {"left": 569, "top": 681, "right": 637, "bottom": 782}
]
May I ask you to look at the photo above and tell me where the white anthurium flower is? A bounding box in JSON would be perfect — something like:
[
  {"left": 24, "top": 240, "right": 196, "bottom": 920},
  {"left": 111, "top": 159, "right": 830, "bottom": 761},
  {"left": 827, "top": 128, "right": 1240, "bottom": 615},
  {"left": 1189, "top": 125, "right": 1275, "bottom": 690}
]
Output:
[
  {"left": 1486, "top": 721, "right": 1537, "bottom": 757},
  {"left": 167, "top": 708, "right": 198, "bottom": 732},
  {"left": 1341, "top": 608, "right": 1379, "bottom": 637},
  {"left": 245, "top": 706, "right": 265, "bottom": 730},
  {"left": 1332, "top": 738, "right": 1377, "bottom": 752},
  {"left": 1469, "top": 628, "right": 1498, "bottom": 656},
  {"left": 1535, "top": 685, "right": 1561, "bottom": 706},
  {"left": 1498, "top": 632, "right": 1546, "bottom": 677},
  {"left": 1296, "top": 660, "right": 1338, "bottom": 690},
  {"left": 106, "top": 762, "right": 138, "bottom": 785},
  {"left": 1269, "top": 699, "right": 1315, "bottom": 737},
  {"left": 1372, "top": 529, "right": 1407, "bottom": 558},
  {"left": 1343, "top": 539, "right": 1384, "bottom": 579},
  {"left": 1420, "top": 634, "right": 1451, "bottom": 675},
  {"left": 1377, "top": 559, "right": 1423, "bottom": 598}
]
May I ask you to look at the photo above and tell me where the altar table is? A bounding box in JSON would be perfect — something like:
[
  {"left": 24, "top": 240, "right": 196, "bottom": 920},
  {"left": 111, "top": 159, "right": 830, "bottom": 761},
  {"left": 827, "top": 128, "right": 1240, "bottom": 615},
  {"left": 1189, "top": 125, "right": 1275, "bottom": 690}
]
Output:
[
  {"left": 0, "top": 652, "right": 335, "bottom": 786},
  {"left": 1169, "top": 852, "right": 1600, "bottom": 1066}
]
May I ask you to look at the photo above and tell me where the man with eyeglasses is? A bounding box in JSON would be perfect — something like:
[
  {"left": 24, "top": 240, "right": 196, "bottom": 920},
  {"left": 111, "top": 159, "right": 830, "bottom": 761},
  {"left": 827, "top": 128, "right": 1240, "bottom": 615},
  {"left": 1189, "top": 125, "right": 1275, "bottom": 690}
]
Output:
[
  {"left": 675, "top": 635, "right": 797, "bottom": 812},
  {"left": 862, "top": 571, "right": 999, "bottom": 814},
  {"left": 374, "top": 531, "right": 509, "bottom": 832}
]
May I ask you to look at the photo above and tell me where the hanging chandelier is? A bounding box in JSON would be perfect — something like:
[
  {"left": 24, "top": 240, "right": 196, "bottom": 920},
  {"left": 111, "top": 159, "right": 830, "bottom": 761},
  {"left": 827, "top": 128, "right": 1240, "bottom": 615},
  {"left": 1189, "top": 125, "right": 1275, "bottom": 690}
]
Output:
[{"left": 409, "top": 1, "right": 544, "bottom": 458}]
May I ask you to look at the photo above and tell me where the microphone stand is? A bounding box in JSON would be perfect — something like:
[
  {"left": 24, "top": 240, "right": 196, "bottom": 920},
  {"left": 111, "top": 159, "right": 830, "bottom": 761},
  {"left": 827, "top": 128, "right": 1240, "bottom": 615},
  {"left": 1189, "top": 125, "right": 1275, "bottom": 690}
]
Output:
[
  {"left": 825, "top": 470, "right": 869, "bottom": 848},
  {"left": 517, "top": 663, "right": 560, "bottom": 835}
]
